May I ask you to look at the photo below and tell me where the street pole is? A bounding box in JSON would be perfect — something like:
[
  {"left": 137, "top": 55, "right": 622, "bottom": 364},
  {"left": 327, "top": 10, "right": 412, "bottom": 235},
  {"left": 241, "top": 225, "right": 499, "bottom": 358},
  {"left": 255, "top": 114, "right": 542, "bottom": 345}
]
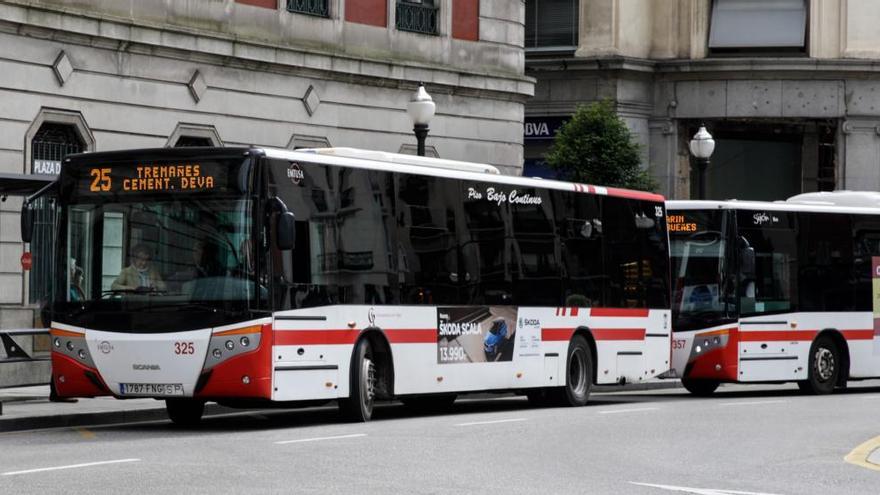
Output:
[{"left": 414, "top": 123, "right": 428, "bottom": 157}]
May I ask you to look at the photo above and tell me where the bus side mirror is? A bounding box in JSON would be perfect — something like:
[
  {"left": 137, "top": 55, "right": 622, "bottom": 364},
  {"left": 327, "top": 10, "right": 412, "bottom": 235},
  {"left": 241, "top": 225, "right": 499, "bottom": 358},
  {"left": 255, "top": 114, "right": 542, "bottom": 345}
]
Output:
[
  {"left": 740, "top": 246, "right": 755, "bottom": 280},
  {"left": 276, "top": 212, "right": 296, "bottom": 250},
  {"left": 21, "top": 201, "right": 34, "bottom": 243}
]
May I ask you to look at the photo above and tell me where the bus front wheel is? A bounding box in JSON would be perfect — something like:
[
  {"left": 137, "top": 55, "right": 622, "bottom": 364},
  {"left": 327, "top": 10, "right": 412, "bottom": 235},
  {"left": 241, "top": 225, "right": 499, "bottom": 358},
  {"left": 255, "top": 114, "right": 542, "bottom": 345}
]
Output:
[
  {"left": 681, "top": 378, "right": 720, "bottom": 396},
  {"left": 166, "top": 398, "right": 205, "bottom": 426},
  {"left": 798, "top": 335, "right": 840, "bottom": 395},
  {"left": 339, "top": 338, "right": 376, "bottom": 422},
  {"left": 550, "top": 335, "right": 592, "bottom": 407}
]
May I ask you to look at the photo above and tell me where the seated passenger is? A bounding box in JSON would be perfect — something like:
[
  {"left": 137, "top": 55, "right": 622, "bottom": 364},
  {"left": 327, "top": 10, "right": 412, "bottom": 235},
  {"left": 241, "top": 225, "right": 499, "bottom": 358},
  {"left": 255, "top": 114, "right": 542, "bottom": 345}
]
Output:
[
  {"left": 112, "top": 244, "right": 166, "bottom": 292},
  {"left": 69, "top": 263, "right": 85, "bottom": 301}
]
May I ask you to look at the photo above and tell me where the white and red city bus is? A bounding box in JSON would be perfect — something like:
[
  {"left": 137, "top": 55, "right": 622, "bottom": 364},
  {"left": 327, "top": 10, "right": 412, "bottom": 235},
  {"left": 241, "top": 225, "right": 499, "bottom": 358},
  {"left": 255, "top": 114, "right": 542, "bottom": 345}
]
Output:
[
  {"left": 667, "top": 192, "right": 880, "bottom": 395},
  {"left": 27, "top": 146, "right": 672, "bottom": 423}
]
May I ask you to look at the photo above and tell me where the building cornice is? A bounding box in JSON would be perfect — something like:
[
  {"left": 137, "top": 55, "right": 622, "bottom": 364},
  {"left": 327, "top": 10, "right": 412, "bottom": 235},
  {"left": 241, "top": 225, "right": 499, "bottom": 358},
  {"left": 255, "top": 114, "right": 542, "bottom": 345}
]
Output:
[
  {"left": 0, "top": 1, "right": 535, "bottom": 101},
  {"left": 528, "top": 54, "right": 880, "bottom": 80}
]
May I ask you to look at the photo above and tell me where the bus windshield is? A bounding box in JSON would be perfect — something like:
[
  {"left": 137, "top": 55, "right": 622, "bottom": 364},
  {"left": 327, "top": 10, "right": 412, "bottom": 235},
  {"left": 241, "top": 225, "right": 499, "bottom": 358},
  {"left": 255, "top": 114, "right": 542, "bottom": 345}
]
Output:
[
  {"left": 669, "top": 210, "right": 735, "bottom": 332},
  {"left": 57, "top": 197, "right": 258, "bottom": 322}
]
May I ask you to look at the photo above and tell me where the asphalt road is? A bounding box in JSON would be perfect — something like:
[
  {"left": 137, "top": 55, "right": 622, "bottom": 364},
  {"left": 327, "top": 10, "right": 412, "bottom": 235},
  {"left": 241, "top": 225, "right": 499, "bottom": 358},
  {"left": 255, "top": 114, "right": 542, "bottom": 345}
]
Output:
[{"left": 1, "top": 382, "right": 879, "bottom": 495}]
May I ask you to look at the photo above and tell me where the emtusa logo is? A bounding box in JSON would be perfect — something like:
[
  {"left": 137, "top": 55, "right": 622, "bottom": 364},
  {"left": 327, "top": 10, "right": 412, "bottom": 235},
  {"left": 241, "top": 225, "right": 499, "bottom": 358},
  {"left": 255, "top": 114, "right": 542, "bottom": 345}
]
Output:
[{"left": 287, "top": 162, "right": 304, "bottom": 185}]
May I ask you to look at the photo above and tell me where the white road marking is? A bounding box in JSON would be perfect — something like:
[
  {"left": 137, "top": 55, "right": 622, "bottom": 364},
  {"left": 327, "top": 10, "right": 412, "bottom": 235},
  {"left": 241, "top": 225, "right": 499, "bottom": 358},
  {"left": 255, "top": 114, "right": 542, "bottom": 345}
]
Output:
[
  {"left": 717, "top": 400, "right": 787, "bottom": 407},
  {"left": 597, "top": 407, "right": 659, "bottom": 415},
  {"left": 2, "top": 458, "right": 141, "bottom": 476},
  {"left": 455, "top": 418, "right": 527, "bottom": 427},
  {"left": 630, "top": 481, "right": 783, "bottom": 495},
  {"left": 275, "top": 433, "right": 366, "bottom": 445}
]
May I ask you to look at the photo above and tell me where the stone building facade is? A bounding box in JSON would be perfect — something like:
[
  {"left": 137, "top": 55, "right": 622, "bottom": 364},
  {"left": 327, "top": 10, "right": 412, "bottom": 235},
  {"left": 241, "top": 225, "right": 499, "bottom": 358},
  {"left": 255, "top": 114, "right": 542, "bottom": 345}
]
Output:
[
  {"left": 526, "top": 0, "right": 880, "bottom": 201},
  {"left": 0, "top": 0, "right": 532, "bottom": 322}
]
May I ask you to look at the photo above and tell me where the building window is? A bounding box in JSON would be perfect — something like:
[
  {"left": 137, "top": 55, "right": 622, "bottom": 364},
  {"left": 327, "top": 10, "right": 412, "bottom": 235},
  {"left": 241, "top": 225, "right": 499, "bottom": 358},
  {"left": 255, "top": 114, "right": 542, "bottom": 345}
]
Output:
[
  {"left": 525, "top": 0, "right": 579, "bottom": 50},
  {"left": 287, "top": 0, "right": 329, "bottom": 17},
  {"left": 31, "top": 124, "right": 84, "bottom": 175},
  {"left": 173, "top": 136, "right": 214, "bottom": 147},
  {"left": 396, "top": 0, "right": 439, "bottom": 35},
  {"left": 709, "top": 0, "right": 807, "bottom": 54},
  {"left": 166, "top": 123, "right": 223, "bottom": 148}
]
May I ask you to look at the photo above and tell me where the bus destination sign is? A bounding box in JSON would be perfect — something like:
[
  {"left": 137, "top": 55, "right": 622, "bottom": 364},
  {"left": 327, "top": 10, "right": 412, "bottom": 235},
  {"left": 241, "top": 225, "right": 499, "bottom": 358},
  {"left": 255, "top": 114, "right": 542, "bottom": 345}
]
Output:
[
  {"left": 667, "top": 214, "right": 698, "bottom": 233},
  {"left": 82, "top": 163, "right": 224, "bottom": 195}
]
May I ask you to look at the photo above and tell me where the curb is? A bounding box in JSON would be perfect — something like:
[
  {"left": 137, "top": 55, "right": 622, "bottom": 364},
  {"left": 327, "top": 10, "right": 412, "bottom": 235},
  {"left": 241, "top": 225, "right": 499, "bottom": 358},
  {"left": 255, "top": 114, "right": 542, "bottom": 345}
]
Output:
[{"left": 0, "top": 403, "right": 233, "bottom": 433}]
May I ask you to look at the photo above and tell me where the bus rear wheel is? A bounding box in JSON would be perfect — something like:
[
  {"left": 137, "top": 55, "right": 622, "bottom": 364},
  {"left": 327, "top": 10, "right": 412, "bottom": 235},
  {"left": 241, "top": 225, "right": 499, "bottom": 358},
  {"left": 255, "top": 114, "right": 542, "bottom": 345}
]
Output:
[
  {"left": 798, "top": 335, "right": 840, "bottom": 395},
  {"left": 339, "top": 338, "right": 376, "bottom": 422},
  {"left": 681, "top": 378, "right": 720, "bottom": 396},
  {"left": 549, "top": 335, "right": 592, "bottom": 407},
  {"left": 166, "top": 398, "right": 205, "bottom": 426}
]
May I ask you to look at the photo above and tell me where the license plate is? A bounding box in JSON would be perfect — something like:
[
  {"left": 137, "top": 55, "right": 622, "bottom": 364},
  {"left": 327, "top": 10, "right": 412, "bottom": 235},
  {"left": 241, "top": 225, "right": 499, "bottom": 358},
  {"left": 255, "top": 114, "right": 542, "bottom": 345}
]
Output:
[{"left": 119, "top": 383, "right": 185, "bottom": 396}]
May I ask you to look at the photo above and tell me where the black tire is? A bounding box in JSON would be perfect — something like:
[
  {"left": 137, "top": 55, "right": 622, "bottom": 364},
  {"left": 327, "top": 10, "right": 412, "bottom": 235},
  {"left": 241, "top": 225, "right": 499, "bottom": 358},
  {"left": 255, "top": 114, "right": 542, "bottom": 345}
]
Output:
[
  {"left": 549, "top": 335, "right": 592, "bottom": 407},
  {"left": 401, "top": 394, "right": 457, "bottom": 414},
  {"left": 681, "top": 377, "right": 720, "bottom": 396},
  {"left": 799, "top": 335, "right": 840, "bottom": 395},
  {"left": 166, "top": 398, "right": 205, "bottom": 426},
  {"left": 339, "top": 338, "right": 376, "bottom": 422}
]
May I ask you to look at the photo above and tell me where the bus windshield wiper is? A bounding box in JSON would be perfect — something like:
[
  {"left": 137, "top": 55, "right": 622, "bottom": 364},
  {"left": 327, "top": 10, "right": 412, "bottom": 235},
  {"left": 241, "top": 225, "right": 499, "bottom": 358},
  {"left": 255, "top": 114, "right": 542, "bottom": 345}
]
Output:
[{"left": 102, "top": 288, "right": 169, "bottom": 296}]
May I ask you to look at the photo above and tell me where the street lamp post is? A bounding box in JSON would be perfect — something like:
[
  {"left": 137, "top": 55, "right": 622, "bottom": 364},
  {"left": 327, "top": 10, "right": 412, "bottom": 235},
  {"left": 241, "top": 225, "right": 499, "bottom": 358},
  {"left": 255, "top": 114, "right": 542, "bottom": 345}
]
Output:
[
  {"left": 406, "top": 83, "right": 435, "bottom": 157},
  {"left": 689, "top": 125, "right": 716, "bottom": 200}
]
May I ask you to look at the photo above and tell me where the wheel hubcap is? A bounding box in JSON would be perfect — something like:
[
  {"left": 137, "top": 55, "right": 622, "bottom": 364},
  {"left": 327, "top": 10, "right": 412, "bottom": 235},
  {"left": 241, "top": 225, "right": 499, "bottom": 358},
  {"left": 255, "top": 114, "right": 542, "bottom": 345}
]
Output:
[
  {"left": 363, "top": 357, "right": 376, "bottom": 406},
  {"left": 569, "top": 349, "right": 587, "bottom": 397},
  {"left": 815, "top": 347, "right": 835, "bottom": 382}
]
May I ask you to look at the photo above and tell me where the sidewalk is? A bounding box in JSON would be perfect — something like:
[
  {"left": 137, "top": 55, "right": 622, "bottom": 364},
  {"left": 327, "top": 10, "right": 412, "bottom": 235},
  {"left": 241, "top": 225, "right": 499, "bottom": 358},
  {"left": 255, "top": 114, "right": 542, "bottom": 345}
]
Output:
[{"left": 0, "top": 380, "right": 682, "bottom": 432}]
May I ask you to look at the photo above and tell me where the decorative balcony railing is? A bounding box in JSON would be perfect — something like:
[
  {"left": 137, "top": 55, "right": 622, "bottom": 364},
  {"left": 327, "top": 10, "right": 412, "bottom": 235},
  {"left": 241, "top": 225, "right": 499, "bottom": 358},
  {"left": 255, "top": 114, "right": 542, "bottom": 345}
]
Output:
[
  {"left": 287, "top": 0, "right": 329, "bottom": 18},
  {"left": 396, "top": 1, "right": 439, "bottom": 35}
]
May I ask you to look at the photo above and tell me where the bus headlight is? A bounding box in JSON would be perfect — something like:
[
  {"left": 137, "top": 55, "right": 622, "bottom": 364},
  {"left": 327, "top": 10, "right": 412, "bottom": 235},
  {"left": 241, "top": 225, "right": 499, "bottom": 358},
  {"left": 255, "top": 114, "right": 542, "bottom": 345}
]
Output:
[
  {"left": 225, "top": 340, "right": 234, "bottom": 351},
  {"left": 212, "top": 349, "right": 222, "bottom": 359},
  {"left": 695, "top": 345, "right": 702, "bottom": 353},
  {"left": 54, "top": 338, "right": 61, "bottom": 348},
  {"left": 240, "top": 336, "right": 250, "bottom": 347},
  {"left": 77, "top": 349, "right": 86, "bottom": 360}
]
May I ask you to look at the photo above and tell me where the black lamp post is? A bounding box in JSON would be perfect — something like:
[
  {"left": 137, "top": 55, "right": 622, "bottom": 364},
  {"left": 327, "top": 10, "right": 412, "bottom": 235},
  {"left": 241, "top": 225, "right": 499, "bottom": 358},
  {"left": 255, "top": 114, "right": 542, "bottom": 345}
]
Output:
[
  {"left": 689, "top": 125, "right": 716, "bottom": 199},
  {"left": 407, "top": 83, "right": 435, "bottom": 156}
]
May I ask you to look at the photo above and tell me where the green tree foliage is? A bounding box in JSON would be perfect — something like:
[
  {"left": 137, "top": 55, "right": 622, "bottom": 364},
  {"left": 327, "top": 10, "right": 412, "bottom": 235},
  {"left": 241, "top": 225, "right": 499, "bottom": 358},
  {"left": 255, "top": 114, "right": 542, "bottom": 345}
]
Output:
[{"left": 545, "top": 100, "right": 657, "bottom": 192}]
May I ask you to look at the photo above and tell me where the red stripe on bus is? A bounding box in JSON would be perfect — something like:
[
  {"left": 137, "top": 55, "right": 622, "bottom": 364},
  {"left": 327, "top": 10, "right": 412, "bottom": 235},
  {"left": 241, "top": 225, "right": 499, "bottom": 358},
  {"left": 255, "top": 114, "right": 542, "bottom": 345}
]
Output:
[
  {"left": 384, "top": 329, "right": 437, "bottom": 343},
  {"left": 274, "top": 328, "right": 438, "bottom": 345},
  {"left": 842, "top": 330, "right": 875, "bottom": 340},
  {"left": 592, "top": 328, "right": 646, "bottom": 341},
  {"left": 570, "top": 307, "right": 579, "bottom": 317},
  {"left": 589, "top": 308, "right": 650, "bottom": 318},
  {"left": 542, "top": 328, "right": 575, "bottom": 341},
  {"left": 541, "top": 328, "right": 646, "bottom": 341},
  {"left": 738, "top": 329, "right": 875, "bottom": 342},
  {"left": 274, "top": 330, "right": 360, "bottom": 345},
  {"left": 738, "top": 331, "right": 817, "bottom": 342}
]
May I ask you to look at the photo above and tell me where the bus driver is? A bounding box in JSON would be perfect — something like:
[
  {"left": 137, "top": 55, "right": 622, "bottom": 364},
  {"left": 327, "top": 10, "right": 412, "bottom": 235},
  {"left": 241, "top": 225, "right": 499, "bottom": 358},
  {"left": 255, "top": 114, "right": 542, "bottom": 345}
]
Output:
[{"left": 112, "top": 244, "right": 166, "bottom": 292}]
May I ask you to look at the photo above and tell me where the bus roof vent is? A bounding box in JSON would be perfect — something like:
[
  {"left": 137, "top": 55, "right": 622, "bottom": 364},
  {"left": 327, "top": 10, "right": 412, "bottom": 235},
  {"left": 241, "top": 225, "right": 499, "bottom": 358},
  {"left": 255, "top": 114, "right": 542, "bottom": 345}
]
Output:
[
  {"left": 787, "top": 191, "right": 880, "bottom": 208},
  {"left": 299, "top": 147, "right": 501, "bottom": 174}
]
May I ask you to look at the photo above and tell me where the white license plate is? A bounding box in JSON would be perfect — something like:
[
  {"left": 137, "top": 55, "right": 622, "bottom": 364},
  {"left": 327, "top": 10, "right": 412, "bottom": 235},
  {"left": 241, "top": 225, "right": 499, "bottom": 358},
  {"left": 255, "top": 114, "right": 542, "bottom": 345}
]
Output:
[{"left": 119, "top": 383, "right": 185, "bottom": 396}]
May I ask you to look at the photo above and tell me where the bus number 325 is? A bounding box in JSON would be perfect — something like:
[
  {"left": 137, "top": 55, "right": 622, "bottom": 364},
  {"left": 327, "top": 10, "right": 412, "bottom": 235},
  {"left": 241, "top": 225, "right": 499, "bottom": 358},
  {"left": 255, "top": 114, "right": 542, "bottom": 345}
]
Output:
[{"left": 174, "top": 342, "right": 195, "bottom": 355}]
